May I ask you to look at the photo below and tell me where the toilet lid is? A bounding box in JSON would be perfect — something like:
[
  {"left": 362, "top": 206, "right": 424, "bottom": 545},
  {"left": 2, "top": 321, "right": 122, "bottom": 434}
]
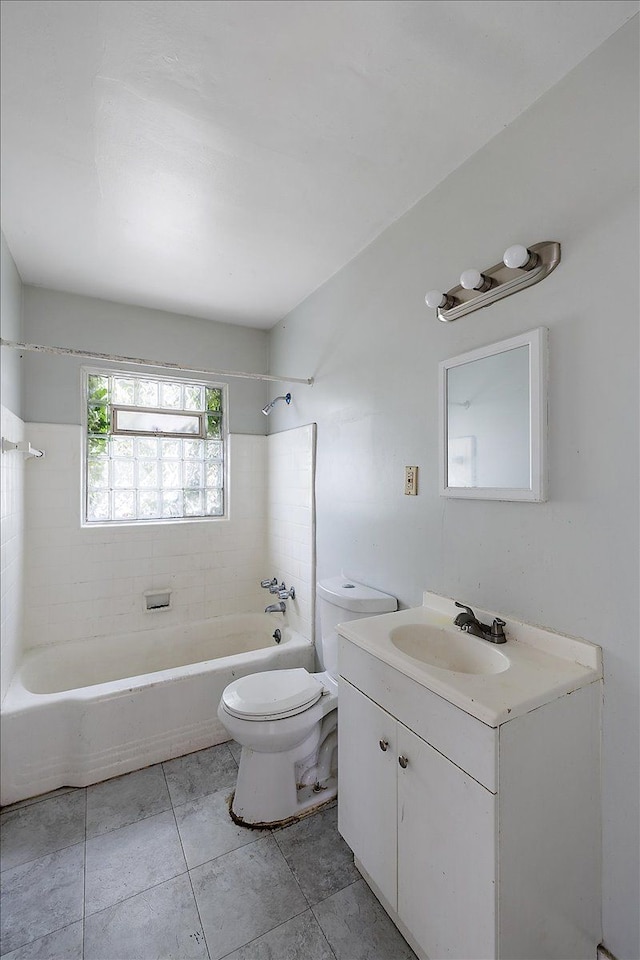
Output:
[{"left": 222, "top": 668, "right": 324, "bottom": 720}]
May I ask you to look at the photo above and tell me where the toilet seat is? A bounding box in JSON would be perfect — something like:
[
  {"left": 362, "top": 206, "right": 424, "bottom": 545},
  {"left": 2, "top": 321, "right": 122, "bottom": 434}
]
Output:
[{"left": 222, "top": 668, "right": 324, "bottom": 721}]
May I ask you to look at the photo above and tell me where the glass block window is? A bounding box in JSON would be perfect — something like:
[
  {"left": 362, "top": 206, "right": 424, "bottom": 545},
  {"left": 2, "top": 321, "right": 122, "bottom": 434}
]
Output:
[{"left": 84, "top": 370, "right": 225, "bottom": 523}]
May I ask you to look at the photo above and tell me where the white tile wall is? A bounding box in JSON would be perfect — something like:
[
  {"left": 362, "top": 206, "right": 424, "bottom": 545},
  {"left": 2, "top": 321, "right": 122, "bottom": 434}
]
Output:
[
  {"left": 266, "top": 424, "right": 316, "bottom": 641},
  {"left": 17, "top": 423, "right": 316, "bottom": 657},
  {"left": 23, "top": 426, "right": 269, "bottom": 649},
  {"left": 1, "top": 406, "right": 25, "bottom": 701}
]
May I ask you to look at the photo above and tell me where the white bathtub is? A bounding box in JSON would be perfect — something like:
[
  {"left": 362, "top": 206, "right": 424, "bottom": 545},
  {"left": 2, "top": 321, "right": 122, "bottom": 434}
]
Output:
[{"left": 0, "top": 614, "right": 314, "bottom": 806}]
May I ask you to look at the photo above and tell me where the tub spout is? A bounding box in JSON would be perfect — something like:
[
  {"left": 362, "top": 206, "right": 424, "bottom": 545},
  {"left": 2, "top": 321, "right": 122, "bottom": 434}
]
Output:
[{"left": 265, "top": 601, "right": 286, "bottom": 614}]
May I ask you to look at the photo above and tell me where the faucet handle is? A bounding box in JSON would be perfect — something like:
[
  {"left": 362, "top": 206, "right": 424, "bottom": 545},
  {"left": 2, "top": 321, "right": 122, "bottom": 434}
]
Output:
[
  {"left": 261, "top": 577, "right": 278, "bottom": 589},
  {"left": 454, "top": 601, "right": 476, "bottom": 619},
  {"left": 490, "top": 618, "right": 506, "bottom": 641}
]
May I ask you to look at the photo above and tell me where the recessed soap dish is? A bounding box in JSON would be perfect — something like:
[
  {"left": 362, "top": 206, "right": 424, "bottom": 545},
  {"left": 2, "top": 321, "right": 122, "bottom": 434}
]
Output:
[{"left": 144, "top": 590, "right": 172, "bottom": 612}]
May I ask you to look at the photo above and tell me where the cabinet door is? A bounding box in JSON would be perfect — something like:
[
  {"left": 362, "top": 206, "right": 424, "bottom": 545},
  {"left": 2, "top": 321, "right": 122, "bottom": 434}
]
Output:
[
  {"left": 397, "top": 724, "right": 497, "bottom": 960},
  {"left": 338, "top": 679, "right": 398, "bottom": 908}
]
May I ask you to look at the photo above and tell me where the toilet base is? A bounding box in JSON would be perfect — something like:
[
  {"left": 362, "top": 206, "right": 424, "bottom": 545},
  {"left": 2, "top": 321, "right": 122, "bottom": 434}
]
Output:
[
  {"left": 229, "top": 729, "right": 338, "bottom": 827},
  {"left": 229, "top": 777, "right": 338, "bottom": 829}
]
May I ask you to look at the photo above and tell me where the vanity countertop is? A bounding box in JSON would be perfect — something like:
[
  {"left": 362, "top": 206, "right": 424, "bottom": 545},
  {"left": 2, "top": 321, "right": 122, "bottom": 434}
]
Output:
[{"left": 337, "top": 591, "right": 602, "bottom": 727}]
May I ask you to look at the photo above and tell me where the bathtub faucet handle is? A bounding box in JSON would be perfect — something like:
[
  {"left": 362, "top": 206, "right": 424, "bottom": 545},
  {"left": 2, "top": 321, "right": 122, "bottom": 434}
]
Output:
[
  {"left": 278, "top": 586, "right": 295, "bottom": 601},
  {"left": 261, "top": 577, "right": 278, "bottom": 589}
]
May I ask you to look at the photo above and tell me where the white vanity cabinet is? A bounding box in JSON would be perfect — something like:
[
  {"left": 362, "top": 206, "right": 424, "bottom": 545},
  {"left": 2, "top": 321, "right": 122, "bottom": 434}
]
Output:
[
  {"left": 338, "top": 635, "right": 602, "bottom": 960},
  {"left": 338, "top": 679, "right": 399, "bottom": 909},
  {"left": 396, "top": 722, "right": 496, "bottom": 960},
  {"left": 340, "top": 679, "right": 497, "bottom": 959}
]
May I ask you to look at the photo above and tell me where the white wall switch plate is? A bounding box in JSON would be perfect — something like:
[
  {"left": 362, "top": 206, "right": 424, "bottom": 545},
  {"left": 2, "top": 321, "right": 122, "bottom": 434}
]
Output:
[{"left": 405, "top": 465, "right": 418, "bottom": 495}]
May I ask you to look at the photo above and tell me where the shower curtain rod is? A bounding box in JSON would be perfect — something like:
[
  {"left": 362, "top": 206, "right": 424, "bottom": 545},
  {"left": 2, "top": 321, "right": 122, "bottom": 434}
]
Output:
[{"left": 0, "top": 339, "right": 314, "bottom": 386}]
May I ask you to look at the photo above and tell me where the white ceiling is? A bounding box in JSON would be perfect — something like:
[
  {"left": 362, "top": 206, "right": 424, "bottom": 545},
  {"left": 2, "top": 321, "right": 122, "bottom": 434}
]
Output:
[{"left": 1, "top": 1, "right": 637, "bottom": 329}]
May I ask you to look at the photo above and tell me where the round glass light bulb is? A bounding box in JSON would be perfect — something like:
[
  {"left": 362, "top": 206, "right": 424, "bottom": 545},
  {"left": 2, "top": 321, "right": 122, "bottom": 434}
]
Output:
[
  {"left": 460, "top": 269, "right": 483, "bottom": 291},
  {"left": 503, "top": 244, "right": 531, "bottom": 269},
  {"left": 425, "top": 289, "right": 445, "bottom": 309}
]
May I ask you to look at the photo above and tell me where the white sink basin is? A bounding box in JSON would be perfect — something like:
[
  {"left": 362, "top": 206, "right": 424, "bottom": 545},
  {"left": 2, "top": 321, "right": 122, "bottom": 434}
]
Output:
[
  {"left": 391, "top": 624, "right": 509, "bottom": 675},
  {"left": 337, "top": 593, "right": 603, "bottom": 726}
]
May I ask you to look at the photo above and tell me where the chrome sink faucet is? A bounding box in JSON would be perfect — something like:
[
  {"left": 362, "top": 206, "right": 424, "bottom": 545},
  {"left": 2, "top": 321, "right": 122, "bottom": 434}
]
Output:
[{"left": 453, "top": 602, "right": 507, "bottom": 644}]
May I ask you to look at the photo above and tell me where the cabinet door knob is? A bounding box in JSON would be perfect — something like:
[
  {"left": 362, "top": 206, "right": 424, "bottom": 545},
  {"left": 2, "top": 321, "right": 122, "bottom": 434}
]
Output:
[
  {"left": 379, "top": 739, "right": 389, "bottom": 752},
  {"left": 398, "top": 755, "right": 409, "bottom": 769}
]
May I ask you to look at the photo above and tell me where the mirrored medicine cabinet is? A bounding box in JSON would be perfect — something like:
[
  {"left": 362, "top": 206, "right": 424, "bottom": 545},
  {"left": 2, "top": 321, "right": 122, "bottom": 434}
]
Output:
[{"left": 439, "top": 327, "right": 547, "bottom": 501}]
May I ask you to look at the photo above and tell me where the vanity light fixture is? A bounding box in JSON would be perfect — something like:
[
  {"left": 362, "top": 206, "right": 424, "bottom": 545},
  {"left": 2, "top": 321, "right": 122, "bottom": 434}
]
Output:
[
  {"left": 425, "top": 240, "right": 561, "bottom": 323},
  {"left": 503, "top": 244, "right": 539, "bottom": 271},
  {"left": 459, "top": 269, "right": 494, "bottom": 293},
  {"left": 425, "top": 290, "right": 458, "bottom": 310}
]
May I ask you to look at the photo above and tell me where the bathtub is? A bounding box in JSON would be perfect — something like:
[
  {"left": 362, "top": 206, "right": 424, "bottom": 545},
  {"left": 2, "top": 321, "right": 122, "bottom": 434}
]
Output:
[{"left": 0, "top": 614, "right": 314, "bottom": 806}]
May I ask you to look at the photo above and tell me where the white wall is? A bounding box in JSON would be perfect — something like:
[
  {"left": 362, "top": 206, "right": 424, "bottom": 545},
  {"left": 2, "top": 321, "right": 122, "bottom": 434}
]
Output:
[
  {"left": 268, "top": 21, "right": 639, "bottom": 960},
  {"left": 0, "top": 407, "right": 25, "bottom": 703},
  {"left": 0, "top": 233, "right": 24, "bottom": 703},
  {"left": 22, "top": 286, "right": 270, "bottom": 435},
  {"left": 1, "top": 232, "right": 23, "bottom": 417},
  {"left": 21, "top": 424, "right": 316, "bottom": 651},
  {"left": 15, "top": 285, "right": 305, "bottom": 667},
  {"left": 23, "top": 429, "right": 268, "bottom": 649},
  {"left": 267, "top": 425, "right": 316, "bottom": 641}
]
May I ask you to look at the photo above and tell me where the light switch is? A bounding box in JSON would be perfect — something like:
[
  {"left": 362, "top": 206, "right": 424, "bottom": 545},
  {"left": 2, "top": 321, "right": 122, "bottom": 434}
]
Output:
[{"left": 404, "top": 465, "right": 418, "bottom": 495}]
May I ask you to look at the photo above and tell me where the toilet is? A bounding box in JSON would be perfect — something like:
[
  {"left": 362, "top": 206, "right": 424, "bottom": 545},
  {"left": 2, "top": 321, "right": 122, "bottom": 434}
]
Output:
[{"left": 217, "top": 576, "right": 397, "bottom": 826}]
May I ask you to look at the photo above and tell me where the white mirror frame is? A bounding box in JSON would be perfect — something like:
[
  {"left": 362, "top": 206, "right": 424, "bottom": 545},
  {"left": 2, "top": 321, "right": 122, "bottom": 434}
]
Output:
[{"left": 439, "top": 327, "right": 548, "bottom": 502}]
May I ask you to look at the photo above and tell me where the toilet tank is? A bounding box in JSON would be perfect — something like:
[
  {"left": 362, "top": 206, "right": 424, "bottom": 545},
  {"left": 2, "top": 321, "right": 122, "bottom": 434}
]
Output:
[{"left": 317, "top": 576, "right": 397, "bottom": 677}]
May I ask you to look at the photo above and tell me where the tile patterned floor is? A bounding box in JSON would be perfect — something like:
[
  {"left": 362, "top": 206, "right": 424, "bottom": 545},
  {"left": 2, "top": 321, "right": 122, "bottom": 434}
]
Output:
[{"left": 0, "top": 743, "right": 417, "bottom": 960}]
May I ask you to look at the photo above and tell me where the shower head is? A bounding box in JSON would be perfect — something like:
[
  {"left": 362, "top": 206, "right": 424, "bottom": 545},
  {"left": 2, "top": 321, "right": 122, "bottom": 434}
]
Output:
[{"left": 262, "top": 393, "right": 292, "bottom": 416}]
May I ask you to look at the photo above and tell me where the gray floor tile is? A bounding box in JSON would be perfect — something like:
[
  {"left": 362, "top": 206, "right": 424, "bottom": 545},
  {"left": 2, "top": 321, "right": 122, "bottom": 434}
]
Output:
[
  {"left": 84, "top": 873, "right": 208, "bottom": 960},
  {"left": 0, "top": 788, "right": 76, "bottom": 815},
  {"left": 274, "top": 804, "right": 359, "bottom": 905},
  {"left": 222, "top": 910, "right": 335, "bottom": 960},
  {"left": 174, "top": 786, "right": 258, "bottom": 869},
  {"left": 227, "top": 740, "right": 243, "bottom": 765},
  {"left": 0, "top": 844, "right": 84, "bottom": 956},
  {"left": 86, "top": 764, "right": 171, "bottom": 839},
  {"left": 85, "top": 809, "right": 186, "bottom": 915},
  {"left": 0, "top": 921, "right": 83, "bottom": 960},
  {"left": 0, "top": 791, "right": 86, "bottom": 873},
  {"left": 313, "top": 879, "right": 417, "bottom": 960},
  {"left": 190, "top": 835, "right": 307, "bottom": 960},
  {"left": 163, "top": 745, "right": 238, "bottom": 807}
]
